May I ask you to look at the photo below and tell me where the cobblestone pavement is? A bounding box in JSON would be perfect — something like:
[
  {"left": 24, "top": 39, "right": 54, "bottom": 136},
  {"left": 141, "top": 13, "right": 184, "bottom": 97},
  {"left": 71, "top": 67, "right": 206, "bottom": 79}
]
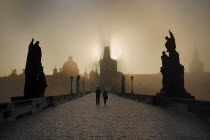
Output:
[{"left": 0, "top": 93, "right": 210, "bottom": 140}]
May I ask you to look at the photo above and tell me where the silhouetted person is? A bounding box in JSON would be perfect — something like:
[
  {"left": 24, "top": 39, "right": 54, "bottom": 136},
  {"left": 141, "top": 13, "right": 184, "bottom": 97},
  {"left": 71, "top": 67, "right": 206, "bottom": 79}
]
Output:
[
  {"left": 103, "top": 90, "right": 108, "bottom": 105},
  {"left": 95, "top": 86, "right": 101, "bottom": 106}
]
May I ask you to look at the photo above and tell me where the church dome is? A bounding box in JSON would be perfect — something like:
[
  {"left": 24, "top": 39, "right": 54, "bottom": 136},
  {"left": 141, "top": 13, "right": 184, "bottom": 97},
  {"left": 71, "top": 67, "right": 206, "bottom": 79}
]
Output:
[{"left": 61, "top": 56, "right": 79, "bottom": 77}]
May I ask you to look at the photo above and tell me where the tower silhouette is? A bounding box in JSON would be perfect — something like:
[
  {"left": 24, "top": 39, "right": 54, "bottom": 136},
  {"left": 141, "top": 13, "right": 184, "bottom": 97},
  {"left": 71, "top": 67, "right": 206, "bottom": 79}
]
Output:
[{"left": 100, "top": 46, "right": 121, "bottom": 92}]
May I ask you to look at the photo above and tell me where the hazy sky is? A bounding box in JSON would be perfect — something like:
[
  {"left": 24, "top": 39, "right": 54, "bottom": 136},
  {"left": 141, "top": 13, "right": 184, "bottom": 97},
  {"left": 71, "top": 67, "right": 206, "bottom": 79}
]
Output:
[{"left": 0, "top": 0, "right": 210, "bottom": 76}]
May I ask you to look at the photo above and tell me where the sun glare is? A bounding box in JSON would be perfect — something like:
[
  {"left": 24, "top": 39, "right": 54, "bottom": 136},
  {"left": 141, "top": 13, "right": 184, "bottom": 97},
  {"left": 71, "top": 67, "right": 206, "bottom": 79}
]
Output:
[
  {"left": 91, "top": 44, "right": 101, "bottom": 61},
  {"left": 110, "top": 40, "right": 122, "bottom": 60}
]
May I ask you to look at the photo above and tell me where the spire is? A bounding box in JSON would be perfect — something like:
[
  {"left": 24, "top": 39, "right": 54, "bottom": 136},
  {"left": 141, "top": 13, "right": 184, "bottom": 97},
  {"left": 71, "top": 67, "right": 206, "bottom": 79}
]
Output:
[
  {"left": 189, "top": 46, "right": 204, "bottom": 72},
  {"left": 103, "top": 47, "right": 111, "bottom": 59},
  {"left": 84, "top": 68, "right": 88, "bottom": 78},
  {"left": 53, "top": 66, "right": 58, "bottom": 75}
]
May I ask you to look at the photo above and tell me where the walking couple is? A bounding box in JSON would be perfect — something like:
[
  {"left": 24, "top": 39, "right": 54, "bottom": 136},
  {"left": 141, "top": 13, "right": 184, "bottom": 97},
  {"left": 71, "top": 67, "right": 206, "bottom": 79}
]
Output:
[{"left": 95, "top": 87, "right": 108, "bottom": 106}]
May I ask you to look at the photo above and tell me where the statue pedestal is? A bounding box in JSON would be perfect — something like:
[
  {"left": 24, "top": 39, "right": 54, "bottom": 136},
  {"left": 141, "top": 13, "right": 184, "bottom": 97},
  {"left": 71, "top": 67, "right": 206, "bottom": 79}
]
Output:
[{"left": 156, "top": 91, "right": 195, "bottom": 99}]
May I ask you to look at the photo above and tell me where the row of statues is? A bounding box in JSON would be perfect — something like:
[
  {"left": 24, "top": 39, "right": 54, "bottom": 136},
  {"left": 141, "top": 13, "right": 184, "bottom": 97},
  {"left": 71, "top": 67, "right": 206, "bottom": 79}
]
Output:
[
  {"left": 72, "top": 75, "right": 86, "bottom": 93},
  {"left": 23, "top": 30, "right": 194, "bottom": 99}
]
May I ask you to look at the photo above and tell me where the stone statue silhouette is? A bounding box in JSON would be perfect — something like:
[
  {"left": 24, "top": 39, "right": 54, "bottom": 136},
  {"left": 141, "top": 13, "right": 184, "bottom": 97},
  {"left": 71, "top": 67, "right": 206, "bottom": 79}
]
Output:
[
  {"left": 121, "top": 74, "right": 125, "bottom": 93},
  {"left": 76, "top": 75, "right": 80, "bottom": 93},
  {"left": 165, "top": 30, "right": 176, "bottom": 52},
  {"left": 24, "top": 39, "right": 47, "bottom": 98},
  {"left": 158, "top": 30, "right": 194, "bottom": 99}
]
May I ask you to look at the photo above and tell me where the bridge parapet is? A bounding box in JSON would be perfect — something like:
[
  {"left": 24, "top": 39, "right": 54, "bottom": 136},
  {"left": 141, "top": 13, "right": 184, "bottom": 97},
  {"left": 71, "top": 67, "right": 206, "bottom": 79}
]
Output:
[
  {"left": 113, "top": 92, "right": 210, "bottom": 123},
  {"left": 0, "top": 92, "right": 91, "bottom": 125}
]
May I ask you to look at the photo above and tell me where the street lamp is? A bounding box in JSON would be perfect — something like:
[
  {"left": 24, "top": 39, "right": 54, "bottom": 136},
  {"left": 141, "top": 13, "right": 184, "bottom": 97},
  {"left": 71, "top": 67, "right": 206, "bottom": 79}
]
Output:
[
  {"left": 83, "top": 78, "right": 86, "bottom": 93},
  {"left": 131, "top": 75, "right": 134, "bottom": 93},
  {"left": 70, "top": 75, "right": 73, "bottom": 94}
]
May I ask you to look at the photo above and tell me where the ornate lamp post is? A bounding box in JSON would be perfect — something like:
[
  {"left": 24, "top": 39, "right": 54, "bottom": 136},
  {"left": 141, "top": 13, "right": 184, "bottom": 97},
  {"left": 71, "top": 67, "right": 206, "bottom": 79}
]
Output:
[
  {"left": 83, "top": 78, "right": 86, "bottom": 93},
  {"left": 131, "top": 75, "right": 134, "bottom": 93},
  {"left": 70, "top": 75, "right": 73, "bottom": 94}
]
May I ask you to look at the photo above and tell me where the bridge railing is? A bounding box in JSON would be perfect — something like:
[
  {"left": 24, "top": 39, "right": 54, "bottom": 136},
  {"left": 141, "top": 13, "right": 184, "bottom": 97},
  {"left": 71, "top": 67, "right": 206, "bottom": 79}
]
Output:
[
  {"left": 113, "top": 92, "right": 210, "bottom": 122},
  {"left": 0, "top": 92, "right": 91, "bottom": 125}
]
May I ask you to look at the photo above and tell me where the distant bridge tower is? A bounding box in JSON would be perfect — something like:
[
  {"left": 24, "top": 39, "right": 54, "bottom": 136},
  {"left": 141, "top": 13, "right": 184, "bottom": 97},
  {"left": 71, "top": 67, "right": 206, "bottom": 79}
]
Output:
[
  {"left": 189, "top": 47, "right": 204, "bottom": 73},
  {"left": 100, "top": 46, "right": 121, "bottom": 92}
]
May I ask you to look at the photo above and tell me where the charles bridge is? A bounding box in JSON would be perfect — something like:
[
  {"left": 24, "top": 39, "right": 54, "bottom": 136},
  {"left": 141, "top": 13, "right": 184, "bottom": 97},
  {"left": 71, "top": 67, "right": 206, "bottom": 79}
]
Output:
[
  {"left": 0, "top": 31, "right": 210, "bottom": 139},
  {"left": 0, "top": 92, "right": 210, "bottom": 139}
]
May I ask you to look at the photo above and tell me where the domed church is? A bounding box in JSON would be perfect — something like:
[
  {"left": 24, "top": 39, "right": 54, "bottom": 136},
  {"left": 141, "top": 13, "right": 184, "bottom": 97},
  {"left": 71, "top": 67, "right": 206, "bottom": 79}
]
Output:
[{"left": 61, "top": 56, "right": 79, "bottom": 77}]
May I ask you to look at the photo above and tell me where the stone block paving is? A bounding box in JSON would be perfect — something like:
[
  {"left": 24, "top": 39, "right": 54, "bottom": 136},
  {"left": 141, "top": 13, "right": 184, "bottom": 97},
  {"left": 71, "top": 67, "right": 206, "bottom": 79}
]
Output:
[{"left": 0, "top": 93, "right": 210, "bottom": 140}]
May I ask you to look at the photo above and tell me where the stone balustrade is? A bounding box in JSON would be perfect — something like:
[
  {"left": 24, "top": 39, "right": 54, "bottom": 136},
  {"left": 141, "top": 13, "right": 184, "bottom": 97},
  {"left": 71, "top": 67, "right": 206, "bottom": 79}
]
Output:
[
  {"left": 112, "top": 92, "right": 210, "bottom": 122},
  {"left": 0, "top": 92, "right": 91, "bottom": 125}
]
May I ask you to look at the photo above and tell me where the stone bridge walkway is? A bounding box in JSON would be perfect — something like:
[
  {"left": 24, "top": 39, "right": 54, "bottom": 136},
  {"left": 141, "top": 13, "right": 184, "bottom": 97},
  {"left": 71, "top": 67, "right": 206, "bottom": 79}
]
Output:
[{"left": 0, "top": 93, "right": 210, "bottom": 140}]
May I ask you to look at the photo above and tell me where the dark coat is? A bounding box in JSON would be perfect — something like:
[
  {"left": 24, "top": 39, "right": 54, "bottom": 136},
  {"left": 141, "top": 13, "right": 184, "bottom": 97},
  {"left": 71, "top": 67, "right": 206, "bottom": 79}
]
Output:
[
  {"left": 95, "top": 88, "right": 101, "bottom": 96},
  {"left": 103, "top": 91, "right": 108, "bottom": 99}
]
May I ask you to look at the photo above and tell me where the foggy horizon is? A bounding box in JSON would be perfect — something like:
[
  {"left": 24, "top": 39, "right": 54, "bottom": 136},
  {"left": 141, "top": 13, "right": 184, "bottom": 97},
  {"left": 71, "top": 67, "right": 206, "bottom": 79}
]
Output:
[{"left": 0, "top": 0, "right": 210, "bottom": 76}]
